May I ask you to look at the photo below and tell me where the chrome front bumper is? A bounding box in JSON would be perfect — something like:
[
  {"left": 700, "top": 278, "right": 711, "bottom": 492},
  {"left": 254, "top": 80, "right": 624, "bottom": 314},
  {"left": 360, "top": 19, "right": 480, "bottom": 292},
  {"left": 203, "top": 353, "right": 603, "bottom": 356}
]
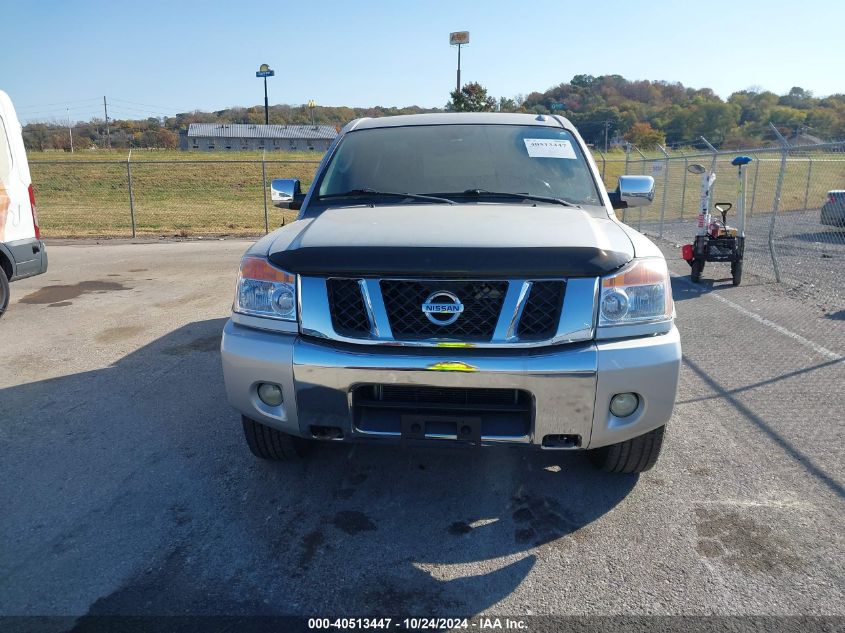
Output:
[{"left": 220, "top": 320, "right": 681, "bottom": 449}]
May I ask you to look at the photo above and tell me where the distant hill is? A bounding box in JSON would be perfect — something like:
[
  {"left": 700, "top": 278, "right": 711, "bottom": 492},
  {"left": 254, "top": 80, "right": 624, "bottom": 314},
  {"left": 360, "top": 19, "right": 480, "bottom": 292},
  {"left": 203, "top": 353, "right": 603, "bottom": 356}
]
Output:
[{"left": 22, "top": 76, "right": 845, "bottom": 151}]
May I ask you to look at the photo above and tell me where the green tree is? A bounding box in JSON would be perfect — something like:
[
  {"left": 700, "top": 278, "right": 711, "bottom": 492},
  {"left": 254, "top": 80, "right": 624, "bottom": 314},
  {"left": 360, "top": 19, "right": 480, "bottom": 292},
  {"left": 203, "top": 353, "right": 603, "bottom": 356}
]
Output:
[
  {"left": 779, "top": 87, "right": 814, "bottom": 110},
  {"left": 446, "top": 82, "right": 496, "bottom": 112},
  {"left": 768, "top": 105, "right": 807, "bottom": 129},
  {"left": 623, "top": 122, "right": 665, "bottom": 149},
  {"left": 570, "top": 106, "right": 620, "bottom": 146},
  {"left": 695, "top": 102, "right": 740, "bottom": 144},
  {"left": 805, "top": 108, "right": 838, "bottom": 138},
  {"left": 498, "top": 96, "right": 518, "bottom": 112}
]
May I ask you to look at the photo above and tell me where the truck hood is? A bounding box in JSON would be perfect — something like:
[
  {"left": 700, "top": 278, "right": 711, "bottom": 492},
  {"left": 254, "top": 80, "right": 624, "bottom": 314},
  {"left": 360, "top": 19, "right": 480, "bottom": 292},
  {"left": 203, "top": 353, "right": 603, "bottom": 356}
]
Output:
[{"left": 267, "top": 204, "right": 634, "bottom": 277}]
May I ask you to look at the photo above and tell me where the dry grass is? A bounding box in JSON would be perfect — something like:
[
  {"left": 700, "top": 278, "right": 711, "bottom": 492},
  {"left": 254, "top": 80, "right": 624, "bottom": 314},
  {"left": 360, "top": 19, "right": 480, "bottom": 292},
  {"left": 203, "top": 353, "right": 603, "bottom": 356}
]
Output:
[
  {"left": 31, "top": 151, "right": 319, "bottom": 237},
  {"left": 28, "top": 148, "right": 845, "bottom": 238}
]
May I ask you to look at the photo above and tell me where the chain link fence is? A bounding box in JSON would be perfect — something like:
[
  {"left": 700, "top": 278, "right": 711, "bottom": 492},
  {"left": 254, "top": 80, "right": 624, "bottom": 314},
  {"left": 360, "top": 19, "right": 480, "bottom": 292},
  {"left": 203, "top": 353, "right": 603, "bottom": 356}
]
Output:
[
  {"left": 30, "top": 139, "right": 844, "bottom": 310},
  {"left": 596, "top": 140, "right": 845, "bottom": 312},
  {"left": 31, "top": 156, "right": 321, "bottom": 238}
]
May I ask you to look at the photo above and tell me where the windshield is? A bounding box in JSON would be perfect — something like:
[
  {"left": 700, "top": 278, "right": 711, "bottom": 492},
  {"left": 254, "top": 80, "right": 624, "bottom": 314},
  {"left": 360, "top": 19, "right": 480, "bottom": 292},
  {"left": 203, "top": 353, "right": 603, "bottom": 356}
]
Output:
[{"left": 315, "top": 124, "right": 602, "bottom": 206}]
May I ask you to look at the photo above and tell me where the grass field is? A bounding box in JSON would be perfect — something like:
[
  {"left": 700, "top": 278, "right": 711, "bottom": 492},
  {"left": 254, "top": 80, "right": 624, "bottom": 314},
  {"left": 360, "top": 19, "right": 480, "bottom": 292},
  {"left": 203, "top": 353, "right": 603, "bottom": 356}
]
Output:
[
  {"left": 27, "top": 148, "right": 845, "bottom": 238},
  {"left": 31, "top": 150, "right": 320, "bottom": 237}
]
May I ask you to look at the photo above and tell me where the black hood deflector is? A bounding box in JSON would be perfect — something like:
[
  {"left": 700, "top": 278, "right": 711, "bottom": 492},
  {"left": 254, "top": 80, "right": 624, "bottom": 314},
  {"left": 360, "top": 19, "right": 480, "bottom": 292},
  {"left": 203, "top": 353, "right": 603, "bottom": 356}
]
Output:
[{"left": 268, "top": 246, "right": 629, "bottom": 278}]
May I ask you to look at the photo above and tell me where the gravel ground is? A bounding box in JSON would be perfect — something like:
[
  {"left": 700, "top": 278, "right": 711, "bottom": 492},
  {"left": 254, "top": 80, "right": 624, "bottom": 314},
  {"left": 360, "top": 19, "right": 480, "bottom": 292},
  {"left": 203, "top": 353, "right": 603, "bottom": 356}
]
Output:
[
  {"left": 637, "top": 209, "right": 845, "bottom": 316},
  {"left": 0, "top": 239, "right": 842, "bottom": 628}
]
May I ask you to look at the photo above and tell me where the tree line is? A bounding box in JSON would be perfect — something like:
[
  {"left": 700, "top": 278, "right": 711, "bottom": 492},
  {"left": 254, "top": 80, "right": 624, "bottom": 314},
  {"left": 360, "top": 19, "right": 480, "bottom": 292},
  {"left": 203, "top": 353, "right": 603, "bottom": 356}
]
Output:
[
  {"left": 22, "top": 75, "right": 845, "bottom": 151},
  {"left": 448, "top": 76, "right": 845, "bottom": 149}
]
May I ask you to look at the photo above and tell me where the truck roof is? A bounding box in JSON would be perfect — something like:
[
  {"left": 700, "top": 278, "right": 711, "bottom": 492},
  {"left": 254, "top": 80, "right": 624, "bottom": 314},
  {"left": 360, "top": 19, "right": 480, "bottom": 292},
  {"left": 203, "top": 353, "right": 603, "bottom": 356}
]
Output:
[
  {"left": 349, "top": 112, "right": 574, "bottom": 131},
  {"left": 0, "top": 90, "right": 18, "bottom": 121}
]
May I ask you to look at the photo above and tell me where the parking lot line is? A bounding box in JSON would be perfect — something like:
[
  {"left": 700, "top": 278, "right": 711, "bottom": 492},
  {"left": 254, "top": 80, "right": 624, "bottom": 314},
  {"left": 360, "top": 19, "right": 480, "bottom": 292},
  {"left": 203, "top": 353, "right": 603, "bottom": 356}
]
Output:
[{"left": 671, "top": 274, "right": 842, "bottom": 362}]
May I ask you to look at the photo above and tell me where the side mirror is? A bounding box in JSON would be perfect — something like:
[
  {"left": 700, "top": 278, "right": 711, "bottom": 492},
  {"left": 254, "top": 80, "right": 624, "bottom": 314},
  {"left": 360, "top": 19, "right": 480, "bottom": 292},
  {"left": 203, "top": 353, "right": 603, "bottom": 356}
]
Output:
[
  {"left": 271, "top": 179, "right": 303, "bottom": 209},
  {"left": 611, "top": 175, "right": 654, "bottom": 209}
]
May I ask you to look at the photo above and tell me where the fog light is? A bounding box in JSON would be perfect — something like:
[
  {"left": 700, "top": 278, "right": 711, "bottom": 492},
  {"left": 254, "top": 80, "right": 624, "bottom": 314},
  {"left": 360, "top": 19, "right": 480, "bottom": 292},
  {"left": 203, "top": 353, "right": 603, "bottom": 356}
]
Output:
[
  {"left": 257, "top": 382, "right": 283, "bottom": 407},
  {"left": 610, "top": 392, "right": 639, "bottom": 418}
]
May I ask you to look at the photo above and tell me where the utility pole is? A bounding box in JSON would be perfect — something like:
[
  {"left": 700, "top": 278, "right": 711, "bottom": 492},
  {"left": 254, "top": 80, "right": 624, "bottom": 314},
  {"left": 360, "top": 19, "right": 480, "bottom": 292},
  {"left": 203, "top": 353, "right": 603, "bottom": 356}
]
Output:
[
  {"left": 604, "top": 120, "right": 610, "bottom": 154},
  {"left": 67, "top": 108, "right": 74, "bottom": 153},
  {"left": 103, "top": 96, "right": 111, "bottom": 149}
]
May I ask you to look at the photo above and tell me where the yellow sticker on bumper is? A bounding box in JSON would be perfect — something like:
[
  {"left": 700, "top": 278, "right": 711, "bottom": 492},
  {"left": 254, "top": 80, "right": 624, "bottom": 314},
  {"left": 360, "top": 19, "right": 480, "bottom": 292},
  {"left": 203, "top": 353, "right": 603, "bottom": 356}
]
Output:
[{"left": 426, "top": 361, "right": 478, "bottom": 372}]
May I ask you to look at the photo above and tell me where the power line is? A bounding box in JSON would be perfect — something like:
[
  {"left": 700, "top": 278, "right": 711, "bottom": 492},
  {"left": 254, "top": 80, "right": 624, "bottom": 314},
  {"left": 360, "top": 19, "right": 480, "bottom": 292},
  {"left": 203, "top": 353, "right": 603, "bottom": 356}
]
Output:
[
  {"left": 109, "top": 97, "right": 189, "bottom": 112},
  {"left": 18, "top": 104, "right": 103, "bottom": 115},
  {"left": 16, "top": 97, "right": 101, "bottom": 109},
  {"left": 108, "top": 105, "right": 173, "bottom": 117},
  {"left": 18, "top": 97, "right": 183, "bottom": 118}
]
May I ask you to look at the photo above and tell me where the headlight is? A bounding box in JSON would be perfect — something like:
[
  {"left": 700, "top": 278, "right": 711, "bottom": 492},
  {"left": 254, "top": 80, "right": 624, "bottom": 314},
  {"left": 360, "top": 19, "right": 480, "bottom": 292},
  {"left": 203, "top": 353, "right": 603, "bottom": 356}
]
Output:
[
  {"left": 599, "top": 258, "right": 673, "bottom": 328},
  {"left": 234, "top": 256, "right": 298, "bottom": 321}
]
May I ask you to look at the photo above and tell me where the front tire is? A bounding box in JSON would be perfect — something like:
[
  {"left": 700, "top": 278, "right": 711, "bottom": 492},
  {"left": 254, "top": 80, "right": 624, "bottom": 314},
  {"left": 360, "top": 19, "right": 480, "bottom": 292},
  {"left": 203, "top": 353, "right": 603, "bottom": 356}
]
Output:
[
  {"left": 0, "top": 270, "right": 9, "bottom": 318},
  {"left": 241, "top": 415, "right": 311, "bottom": 460},
  {"left": 588, "top": 425, "right": 665, "bottom": 473}
]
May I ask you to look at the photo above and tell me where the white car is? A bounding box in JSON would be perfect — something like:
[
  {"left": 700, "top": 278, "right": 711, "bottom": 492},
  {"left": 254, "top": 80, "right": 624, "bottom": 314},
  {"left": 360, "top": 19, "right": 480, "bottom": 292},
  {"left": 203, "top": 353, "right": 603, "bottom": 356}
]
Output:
[{"left": 0, "top": 90, "right": 47, "bottom": 316}]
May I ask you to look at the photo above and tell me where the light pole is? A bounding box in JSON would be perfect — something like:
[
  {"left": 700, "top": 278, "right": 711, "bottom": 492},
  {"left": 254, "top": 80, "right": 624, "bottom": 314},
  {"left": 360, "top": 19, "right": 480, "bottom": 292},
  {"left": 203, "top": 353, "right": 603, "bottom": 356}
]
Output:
[
  {"left": 256, "top": 63, "right": 275, "bottom": 125},
  {"left": 307, "top": 99, "right": 316, "bottom": 128},
  {"left": 449, "top": 31, "right": 470, "bottom": 93}
]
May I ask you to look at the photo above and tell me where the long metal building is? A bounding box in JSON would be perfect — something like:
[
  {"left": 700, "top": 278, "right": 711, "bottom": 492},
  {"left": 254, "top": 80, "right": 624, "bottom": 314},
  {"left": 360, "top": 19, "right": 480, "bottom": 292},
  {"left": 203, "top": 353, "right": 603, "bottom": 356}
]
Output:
[{"left": 180, "top": 123, "right": 337, "bottom": 152}]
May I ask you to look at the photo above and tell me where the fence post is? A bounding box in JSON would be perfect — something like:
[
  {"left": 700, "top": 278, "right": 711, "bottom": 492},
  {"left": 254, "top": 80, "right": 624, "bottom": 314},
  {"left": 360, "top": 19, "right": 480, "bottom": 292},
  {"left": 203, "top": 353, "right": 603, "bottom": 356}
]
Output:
[
  {"left": 680, "top": 153, "right": 688, "bottom": 220},
  {"left": 635, "top": 148, "right": 647, "bottom": 228},
  {"left": 768, "top": 122, "right": 789, "bottom": 283},
  {"left": 633, "top": 146, "right": 647, "bottom": 176},
  {"left": 621, "top": 143, "right": 631, "bottom": 223},
  {"left": 624, "top": 142, "right": 630, "bottom": 175},
  {"left": 126, "top": 149, "right": 136, "bottom": 238},
  {"left": 803, "top": 154, "right": 813, "bottom": 210},
  {"left": 657, "top": 144, "right": 670, "bottom": 238},
  {"left": 597, "top": 149, "right": 606, "bottom": 182},
  {"left": 749, "top": 153, "right": 760, "bottom": 217},
  {"left": 261, "top": 150, "right": 269, "bottom": 234}
]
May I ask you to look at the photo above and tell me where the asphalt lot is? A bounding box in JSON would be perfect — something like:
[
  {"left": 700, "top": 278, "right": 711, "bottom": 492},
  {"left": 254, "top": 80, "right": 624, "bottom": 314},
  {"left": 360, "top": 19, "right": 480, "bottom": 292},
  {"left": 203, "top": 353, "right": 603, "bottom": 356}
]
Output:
[
  {"left": 639, "top": 210, "right": 845, "bottom": 316},
  {"left": 0, "top": 239, "right": 843, "bottom": 623}
]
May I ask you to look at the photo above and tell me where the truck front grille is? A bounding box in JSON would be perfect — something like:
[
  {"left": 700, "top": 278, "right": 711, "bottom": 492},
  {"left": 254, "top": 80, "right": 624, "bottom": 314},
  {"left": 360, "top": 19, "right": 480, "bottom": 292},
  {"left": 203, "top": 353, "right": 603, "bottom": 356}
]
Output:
[
  {"left": 326, "top": 278, "right": 370, "bottom": 336},
  {"left": 381, "top": 280, "right": 507, "bottom": 341},
  {"left": 517, "top": 281, "right": 565, "bottom": 340},
  {"left": 376, "top": 385, "right": 524, "bottom": 407},
  {"left": 321, "top": 277, "right": 568, "bottom": 345}
]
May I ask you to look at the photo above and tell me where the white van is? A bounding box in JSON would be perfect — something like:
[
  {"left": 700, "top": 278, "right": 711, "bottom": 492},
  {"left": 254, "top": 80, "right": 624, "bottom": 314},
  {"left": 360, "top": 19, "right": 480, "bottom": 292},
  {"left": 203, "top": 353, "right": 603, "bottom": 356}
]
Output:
[{"left": 0, "top": 90, "right": 47, "bottom": 316}]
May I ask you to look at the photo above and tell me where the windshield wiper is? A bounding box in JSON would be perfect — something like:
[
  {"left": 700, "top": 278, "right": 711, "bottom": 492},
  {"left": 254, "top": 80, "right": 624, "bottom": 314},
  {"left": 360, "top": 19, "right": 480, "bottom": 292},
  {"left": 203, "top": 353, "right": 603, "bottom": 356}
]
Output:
[
  {"left": 319, "top": 189, "right": 456, "bottom": 205},
  {"left": 439, "top": 189, "right": 581, "bottom": 208}
]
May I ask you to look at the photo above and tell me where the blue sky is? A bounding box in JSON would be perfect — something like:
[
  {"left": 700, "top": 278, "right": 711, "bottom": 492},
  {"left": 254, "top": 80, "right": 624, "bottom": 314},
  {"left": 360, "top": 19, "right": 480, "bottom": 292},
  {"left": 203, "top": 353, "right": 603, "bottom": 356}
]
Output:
[{"left": 3, "top": 0, "right": 843, "bottom": 123}]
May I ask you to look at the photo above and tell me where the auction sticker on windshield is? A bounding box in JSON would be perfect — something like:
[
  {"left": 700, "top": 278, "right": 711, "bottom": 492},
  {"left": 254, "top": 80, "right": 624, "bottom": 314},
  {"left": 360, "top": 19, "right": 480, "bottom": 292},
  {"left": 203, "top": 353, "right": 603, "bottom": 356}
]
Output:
[{"left": 524, "top": 138, "right": 577, "bottom": 159}]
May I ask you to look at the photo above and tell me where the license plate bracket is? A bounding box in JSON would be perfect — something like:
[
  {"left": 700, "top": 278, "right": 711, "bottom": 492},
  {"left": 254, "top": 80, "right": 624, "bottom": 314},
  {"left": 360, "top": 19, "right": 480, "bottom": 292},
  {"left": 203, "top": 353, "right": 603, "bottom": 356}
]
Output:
[{"left": 400, "top": 413, "right": 482, "bottom": 443}]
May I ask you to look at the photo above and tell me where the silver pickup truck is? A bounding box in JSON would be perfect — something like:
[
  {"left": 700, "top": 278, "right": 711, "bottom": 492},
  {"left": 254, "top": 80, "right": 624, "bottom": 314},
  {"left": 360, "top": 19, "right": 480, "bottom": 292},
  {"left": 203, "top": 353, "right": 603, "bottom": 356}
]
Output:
[{"left": 221, "top": 113, "right": 681, "bottom": 473}]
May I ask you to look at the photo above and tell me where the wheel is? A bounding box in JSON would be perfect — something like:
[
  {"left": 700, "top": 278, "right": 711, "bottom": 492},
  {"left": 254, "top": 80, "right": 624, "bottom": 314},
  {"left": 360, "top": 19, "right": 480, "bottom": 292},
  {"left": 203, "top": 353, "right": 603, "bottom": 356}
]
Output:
[
  {"left": 690, "top": 259, "right": 704, "bottom": 283},
  {"left": 731, "top": 260, "right": 743, "bottom": 286},
  {"left": 588, "top": 425, "right": 665, "bottom": 474},
  {"left": 0, "top": 269, "right": 9, "bottom": 318},
  {"left": 241, "top": 415, "right": 311, "bottom": 460}
]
